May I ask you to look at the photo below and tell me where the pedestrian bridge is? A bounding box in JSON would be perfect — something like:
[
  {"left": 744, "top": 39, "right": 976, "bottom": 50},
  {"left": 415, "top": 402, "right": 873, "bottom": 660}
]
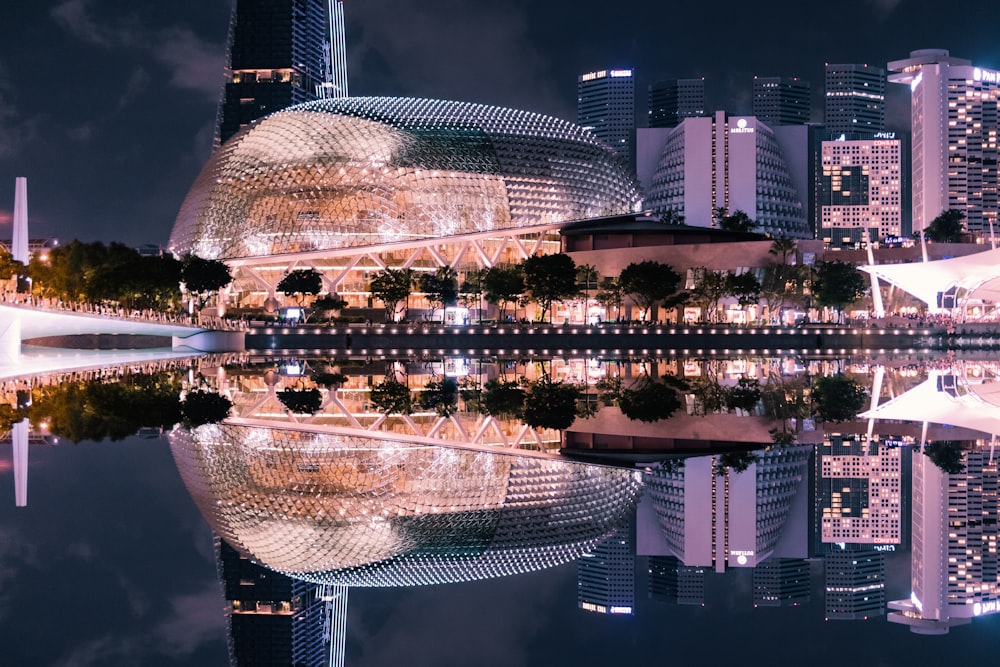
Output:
[{"left": 0, "top": 303, "right": 245, "bottom": 363}]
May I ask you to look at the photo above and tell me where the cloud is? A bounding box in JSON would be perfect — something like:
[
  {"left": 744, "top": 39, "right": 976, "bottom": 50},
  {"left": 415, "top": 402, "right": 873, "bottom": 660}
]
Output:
[
  {"left": 53, "top": 636, "right": 142, "bottom": 667},
  {"left": 0, "top": 63, "right": 32, "bottom": 159},
  {"left": 49, "top": 1, "right": 225, "bottom": 103},
  {"left": 348, "top": 0, "right": 563, "bottom": 115},
  {"left": 152, "top": 589, "right": 227, "bottom": 657},
  {"left": 49, "top": 0, "right": 140, "bottom": 49},
  {"left": 153, "top": 27, "right": 226, "bottom": 102},
  {"left": 865, "top": 0, "right": 905, "bottom": 17}
]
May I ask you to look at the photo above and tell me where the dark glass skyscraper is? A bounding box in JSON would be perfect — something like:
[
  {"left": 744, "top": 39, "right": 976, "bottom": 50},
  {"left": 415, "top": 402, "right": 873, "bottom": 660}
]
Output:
[
  {"left": 752, "top": 76, "right": 811, "bottom": 126},
  {"left": 647, "top": 78, "right": 706, "bottom": 129},
  {"left": 217, "top": 0, "right": 348, "bottom": 145}
]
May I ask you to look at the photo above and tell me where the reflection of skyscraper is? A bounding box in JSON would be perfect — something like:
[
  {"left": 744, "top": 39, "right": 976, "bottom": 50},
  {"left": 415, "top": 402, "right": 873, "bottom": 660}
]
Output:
[
  {"left": 825, "top": 547, "right": 885, "bottom": 620},
  {"left": 577, "top": 521, "right": 635, "bottom": 615},
  {"left": 817, "top": 437, "right": 905, "bottom": 547},
  {"left": 640, "top": 447, "right": 811, "bottom": 572},
  {"left": 217, "top": 538, "right": 341, "bottom": 666},
  {"left": 647, "top": 556, "right": 705, "bottom": 606},
  {"left": 217, "top": 0, "right": 348, "bottom": 145},
  {"left": 753, "top": 558, "right": 810, "bottom": 607},
  {"left": 888, "top": 448, "right": 1000, "bottom": 634}
]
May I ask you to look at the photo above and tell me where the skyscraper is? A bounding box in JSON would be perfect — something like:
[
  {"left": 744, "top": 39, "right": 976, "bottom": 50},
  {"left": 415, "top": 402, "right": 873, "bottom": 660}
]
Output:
[
  {"left": 824, "top": 63, "right": 886, "bottom": 133},
  {"left": 577, "top": 522, "right": 635, "bottom": 615},
  {"left": 217, "top": 0, "right": 348, "bottom": 145},
  {"left": 578, "top": 68, "right": 636, "bottom": 167},
  {"left": 825, "top": 548, "right": 886, "bottom": 620},
  {"left": 648, "top": 78, "right": 706, "bottom": 128},
  {"left": 752, "top": 76, "right": 811, "bottom": 126},
  {"left": 889, "top": 49, "right": 1000, "bottom": 234}
]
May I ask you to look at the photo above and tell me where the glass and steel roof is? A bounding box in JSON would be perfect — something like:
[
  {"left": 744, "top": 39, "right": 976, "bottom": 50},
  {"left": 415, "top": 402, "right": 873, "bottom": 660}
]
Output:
[{"left": 170, "top": 97, "right": 642, "bottom": 260}]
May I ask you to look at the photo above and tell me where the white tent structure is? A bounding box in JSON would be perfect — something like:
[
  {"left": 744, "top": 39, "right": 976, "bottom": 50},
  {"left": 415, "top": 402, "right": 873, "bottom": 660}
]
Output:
[{"left": 859, "top": 246, "right": 1000, "bottom": 319}]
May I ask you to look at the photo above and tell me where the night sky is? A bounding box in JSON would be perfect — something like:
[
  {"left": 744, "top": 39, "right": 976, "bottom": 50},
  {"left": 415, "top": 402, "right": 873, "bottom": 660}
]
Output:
[{"left": 1, "top": 0, "right": 999, "bottom": 248}]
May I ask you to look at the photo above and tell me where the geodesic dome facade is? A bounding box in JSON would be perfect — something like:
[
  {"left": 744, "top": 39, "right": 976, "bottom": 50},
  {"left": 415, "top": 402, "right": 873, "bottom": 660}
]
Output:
[
  {"left": 170, "top": 97, "right": 642, "bottom": 260},
  {"left": 170, "top": 423, "right": 642, "bottom": 587}
]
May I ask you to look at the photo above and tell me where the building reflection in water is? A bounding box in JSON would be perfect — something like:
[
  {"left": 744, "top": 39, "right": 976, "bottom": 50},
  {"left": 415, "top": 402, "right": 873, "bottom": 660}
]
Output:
[{"left": 7, "top": 351, "right": 1000, "bottom": 662}]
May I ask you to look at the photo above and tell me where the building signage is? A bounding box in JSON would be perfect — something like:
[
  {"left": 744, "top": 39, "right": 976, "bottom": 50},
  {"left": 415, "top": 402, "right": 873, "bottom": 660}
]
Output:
[
  {"left": 729, "top": 118, "right": 755, "bottom": 135},
  {"left": 974, "top": 67, "right": 1000, "bottom": 84},
  {"left": 581, "top": 70, "right": 606, "bottom": 82},
  {"left": 873, "top": 132, "right": 896, "bottom": 139},
  {"left": 610, "top": 69, "right": 633, "bottom": 78},
  {"left": 731, "top": 549, "right": 755, "bottom": 565},
  {"left": 974, "top": 600, "right": 999, "bottom": 616}
]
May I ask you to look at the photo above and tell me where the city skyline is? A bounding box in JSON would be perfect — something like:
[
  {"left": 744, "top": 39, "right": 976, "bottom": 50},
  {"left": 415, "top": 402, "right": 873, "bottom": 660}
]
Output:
[{"left": 0, "top": 1, "right": 997, "bottom": 247}]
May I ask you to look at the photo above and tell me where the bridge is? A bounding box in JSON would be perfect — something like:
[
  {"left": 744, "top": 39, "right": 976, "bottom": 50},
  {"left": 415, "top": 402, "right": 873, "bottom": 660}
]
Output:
[{"left": 0, "top": 303, "right": 245, "bottom": 365}]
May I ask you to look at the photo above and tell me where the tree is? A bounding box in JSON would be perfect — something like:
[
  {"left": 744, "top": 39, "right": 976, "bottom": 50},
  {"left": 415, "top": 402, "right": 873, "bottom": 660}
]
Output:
[
  {"left": 181, "top": 255, "right": 233, "bottom": 309},
  {"left": 811, "top": 373, "right": 867, "bottom": 423},
  {"left": 369, "top": 268, "right": 413, "bottom": 321},
  {"left": 717, "top": 209, "right": 760, "bottom": 233},
  {"left": 369, "top": 377, "right": 413, "bottom": 414},
  {"left": 277, "top": 268, "right": 323, "bottom": 305},
  {"left": 481, "top": 378, "right": 526, "bottom": 419},
  {"left": 277, "top": 387, "right": 323, "bottom": 414},
  {"left": 180, "top": 389, "right": 233, "bottom": 428},
  {"left": 726, "top": 270, "right": 761, "bottom": 308},
  {"left": 812, "top": 260, "right": 867, "bottom": 322},
  {"left": 688, "top": 268, "right": 729, "bottom": 322},
  {"left": 619, "top": 378, "right": 682, "bottom": 422},
  {"left": 922, "top": 209, "right": 966, "bottom": 243},
  {"left": 725, "top": 377, "right": 761, "bottom": 413},
  {"left": 659, "top": 210, "right": 685, "bottom": 226},
  {"left": 0, "top": 247, "right": 24, "bottom": 283},
  {"left": 923, "top": 441, "right": 966, "bottom": 474},
  {"left": 459, "top": 268, "right": 486, "bottom": 323},
  {"left": 419, "top": 377, "right": 459, "bottom": 416},
  {"left": 576, "top": 263, "right": 599, "bottom": 308},
  {"left": 715, "top": 450, "right": 759, "bottom": 476},
  {"left": 618, "top": 260, "right": 682, "bottom": 321},
  {"left": 417, "top": 266, "right": 459, "bottom": 323},
  {"left": 522, "top": 377, "right": 581, "bottom": 430},
  {"left": 309, "top": 293, "right": 347, "bottom": 322},
  {"left": 596, "top": 276, "right": 625, "bottom": 321},
  {"left": 482, "top": 265, "right": 524, "bottom": 322},
  {"left": 521, "top": 253, "right": 580, "bottom": 323}
]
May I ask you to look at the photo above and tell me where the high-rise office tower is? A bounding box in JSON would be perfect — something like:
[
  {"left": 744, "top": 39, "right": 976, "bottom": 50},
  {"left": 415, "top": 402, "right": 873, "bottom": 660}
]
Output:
[
  {"left": 889, "top": 49, "right": 1000, "bottom": 235},
  {"left": 825, "top": 548, "right": 886, "bottom": 620},
  {"left": 648, "top": 78, "right": 706, "bottom": 128},
  {"left": 217, "top": 538, "right": 342, "bottom": 666},
  {"left": 647, "top": 556, "right": 706, "bottom": 606},
  {"left": 578, "top": 68, "right": 636, "bottom": 167},
  {"left": 888, "top": 447, "right": 1000, "bottom": 634},
  {"left": 578, "top": 522, "right": 635, "bottom": 615},
  {"left": 752, "top": 76, "right": 811, "bottom": 126},
  {"left": 824, "top": 63, "right": 886, "bottom": 133},
  {"left": 217, "top": 0, "right": 348, "bottom": 145},
  {"left": 753, "top": 558, "right": 810, "bottom": 607}
]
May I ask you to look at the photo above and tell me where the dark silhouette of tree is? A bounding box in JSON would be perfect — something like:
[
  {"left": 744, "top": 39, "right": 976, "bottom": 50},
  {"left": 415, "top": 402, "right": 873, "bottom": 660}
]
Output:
[
  {"left": 812, "top": 261, "right": 867, "bottom": 322},
  {"left": 923, "top": 441, "right": 966, "bottom": 474},
  {"left": 277, "top": 387, "right": 323, "bottom": 414},
  {"left": 618, "top": 260, "right": 682, "bottom": 321},
  {"left": 459, "top": 268, "right": 486, "bottom": 323},
  {"left": 417, "top": 266, "right": 459, "bottom": 323},
  {"left": 0, "top": 247, "right": 24, "bottom": 281},
  {"left": 688, "top": 268, "right": 729, "bottom": 322},
  {"left": 659, "top": 210, "right": 685, "bottom": 226},
  {"left": 277, "top": 269, "right": 323, "bottom": 305},
  {"left": 481, "top": 378, "right": 526, "bottom": 419},
  {"left": 311, "top": 370, "right": 348, "bottom": 388},
  {"left": 596, "top": 276, "right": 625, "bottom": 321},
  {"left": 725, "top": 377, "right": 761, "bottom": 413},
  {"left": 483, "top": 265, "right": 524, "bottom": 322},
  {"left": 922, "top": 209, "right": 966, "bottom": 243},
  {"left": 180, "top": 389, "right": 233, "bottom": 428},
  {"left": 419, "top": 377, "right": 459, "bottom": 417},
  {"left": 576, "top": 263, "right": 599, "bottom": 306},
  {"left": 726, "top": 270, "right": 762, "bottom": 308},
  {"left": 715, "top": 450, "right": 759, "bottom": 476},
  {"left": 619, "top": 377, "right": 682, "bottom": 422},
  {"left": 181, "top": 254, "right": 233, "bottom": 309},
  {"left": 369, "top": 268, "right": 413, "bottom": 321},
  {"left": 369, "top": 377, "right": 413, "bottom": 414},
  {"left": 811, "top": 373, "right": 867, "bottom": 423},
  {"left": 717, "top": 208, "right": 760, "bottom": 233},
  {"left": 522, "top": 253, "right": 580, "bottom": 323},
  {"left": 523, "top": 377, "right": 581, "bottom": 430}
]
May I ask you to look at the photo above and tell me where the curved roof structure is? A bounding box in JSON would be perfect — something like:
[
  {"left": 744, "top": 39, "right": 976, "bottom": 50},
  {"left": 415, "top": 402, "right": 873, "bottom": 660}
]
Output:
[
  {"left": 169, "top": 423, "right": 641, "bottom": 587},
  {"left": 859, "top": 247, "right": 1000, "bottom": 311},
  {"left": 170, "top": 97, "right": 641, "bottom": 261}
]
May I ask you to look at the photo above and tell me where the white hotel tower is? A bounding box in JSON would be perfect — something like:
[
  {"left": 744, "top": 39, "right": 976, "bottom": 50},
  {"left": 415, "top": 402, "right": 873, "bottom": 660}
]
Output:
[{"left": 888, "top": 49, "right": 1000, "bottom": 235}]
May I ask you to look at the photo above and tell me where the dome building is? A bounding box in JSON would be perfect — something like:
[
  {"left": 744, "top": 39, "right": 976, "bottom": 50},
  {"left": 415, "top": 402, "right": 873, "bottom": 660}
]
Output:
[
  {"left": 170, "top": 97, "right": 641, "bottom": 316},
  {"left": 169, "top": 423, "right": 642, "bottom": 587}
]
